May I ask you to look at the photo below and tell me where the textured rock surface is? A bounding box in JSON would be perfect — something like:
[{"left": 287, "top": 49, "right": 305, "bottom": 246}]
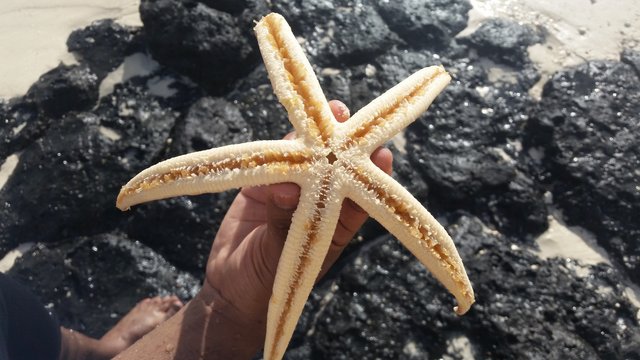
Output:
[
  {"left": 289, "top": 216, "right": 640, "bottom": 359},
  {"left": 8, "top": 233, "right": 199, "bottom": 338},
  {"left": 66, "top": 19, "right": 143, "bottom": 79},
  {"left": 527, "top": 59, "right": 640, "bottom": 283},
  {"left": 139, "top": 0, "right": 261, "bottom": 94},
  {"left": 26, "top": 64, "right": 99, "bottom": 118},
  {"left": 0, "top": 99, "right": 49, "bottom": 159},
  {"left": 376, "top": 0, "right": 472, "bottom": 48},
  {"left": 460, "top": 18, "right": 544, "bottom": 67},
  {"left": 0, "top": 78, "right": 180, "bottom": 254},
  {"left": 0, "top": 0, "right": 638, "bottom": 357},
  {"left": 272, "top": 0, "right": 397, "bottom": 66}
]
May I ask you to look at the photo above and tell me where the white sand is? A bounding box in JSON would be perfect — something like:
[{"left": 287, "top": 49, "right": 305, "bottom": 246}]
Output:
[
  {"left": 0, "top": 0, "right": 141, "bottom": 100},
  {"left": 98, "top": 52, "right": 160, "bottom": 98},
  {"left": 535, "top": 213, "right": 610, "bottom": 267},
  {"left": 0, "top": 242, "right": 35, "bottom": 273},
  {"left": 462, "top": 0, "right": 640, "bottom": 98},
  {"left": 0, "top": 154, "right": 19, "bottom": 191}
]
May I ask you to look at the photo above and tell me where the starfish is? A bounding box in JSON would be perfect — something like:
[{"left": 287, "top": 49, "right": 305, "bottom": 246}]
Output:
[{"left": 117, "top": 13, "right": 474, "bottom": 360}]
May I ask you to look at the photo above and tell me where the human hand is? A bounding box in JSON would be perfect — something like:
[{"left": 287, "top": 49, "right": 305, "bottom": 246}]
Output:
[{"left": 197, "top": 99, "right": 393, "bottom": 354}]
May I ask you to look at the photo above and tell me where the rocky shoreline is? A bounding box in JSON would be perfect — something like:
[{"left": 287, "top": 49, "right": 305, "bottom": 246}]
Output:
[{"left": 1, "top": 0, "right": 639, "bottom": 358}]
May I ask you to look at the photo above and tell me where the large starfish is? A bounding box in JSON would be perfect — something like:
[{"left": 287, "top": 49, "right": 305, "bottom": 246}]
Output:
[{"left": 117, "top": 13, "right": 474, "bottom": 360}]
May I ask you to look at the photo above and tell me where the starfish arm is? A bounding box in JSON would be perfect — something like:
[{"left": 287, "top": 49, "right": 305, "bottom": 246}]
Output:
[
  {"left": 255, "top": 13, "right": 335, "bottom": 146},
  {"left": 337, "top": 66, "right": 451, "bottom": 155},
  {"left": 116, "top": 140, "right": 313, "bottom": 210},
  {"left": 265, "top": 171, "right": 343, "bottom": 360},
  {"left": 341, "top": 159, "right": 475, "bottom": 315}
]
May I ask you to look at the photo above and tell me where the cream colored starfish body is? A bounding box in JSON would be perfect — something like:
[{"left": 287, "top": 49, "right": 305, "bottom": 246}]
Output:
[{"left": 117, "top": 13, "right": 474, "bottom": 360}]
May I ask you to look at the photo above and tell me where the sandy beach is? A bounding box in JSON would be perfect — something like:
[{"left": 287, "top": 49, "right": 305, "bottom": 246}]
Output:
[{"left": 0, "top": 0, "right": 141, "bottom": 99}]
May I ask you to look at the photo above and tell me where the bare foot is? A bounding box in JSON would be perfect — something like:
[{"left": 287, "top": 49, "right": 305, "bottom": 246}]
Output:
[{"left": 98, "top": 296, "right": 183, "bottom": 357}]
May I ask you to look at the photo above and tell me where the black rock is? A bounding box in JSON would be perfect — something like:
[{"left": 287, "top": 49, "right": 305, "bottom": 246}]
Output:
[
  {"left": 376, "top": 0, "right": 472, "bottom": 49},
  {"left": 404, "top": 54, "right": 547, "bottom": 238},
  {"left": 290, "top": 215, "right": 640, "bottom": 359},
  {"left": 389, "top": 143, "right": 429, "bottom": 202},
  {"left": 8, "top": 233, "right": 200, "bottom": 338},
  {"left": 199, "top": 0, "right": 246, "bottom": 13},
  {"left": 272, "top": 0, "right": 397, "bottom": 66},
  {"left": 528, "top": 59, "right": 640, "bottom": 283},
  {"left": 169, "top": 96, "right": 252, "bottom": 155},
  {"left": 26, "top": 64, "right": 99, "bottom": 118},
  {"left": 139, "top": 0, "right": 260, "bottom": 94},
  {"left": 0, "top": 78, "right": 178, "bottom": 254},
  {"left": 621, "top": 48, "right": 640, "bottom": 77},
  {"left": 460, "top": 18, "right": 544, "bottom": 67},
  {"left": 228, "top": 66, "right": 293, "bottom": 140},
  {"left": 0, "top": 99, "right": 48, "bottom": 159},
  {"left": 124, "top": 97, "right": 251, "bottom": 274},
  {"left": 67, "top": 19, "right": 143, "bottom": 79}
]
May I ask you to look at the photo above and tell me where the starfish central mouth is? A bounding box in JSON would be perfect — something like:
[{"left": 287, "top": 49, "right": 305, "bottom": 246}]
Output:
[{"left": 326, "top": 152, "right": 337, "bottom": 164}]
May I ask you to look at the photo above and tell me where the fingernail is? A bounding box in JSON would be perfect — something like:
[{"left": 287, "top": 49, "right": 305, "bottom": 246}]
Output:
[{"left": 338, "top": 103, "right": 350, "bottom": 119}]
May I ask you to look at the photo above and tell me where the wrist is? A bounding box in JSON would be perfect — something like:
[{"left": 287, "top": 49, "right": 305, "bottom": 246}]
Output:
[{"left": 195, "top": 283, "right": 266, "bottom": 359}]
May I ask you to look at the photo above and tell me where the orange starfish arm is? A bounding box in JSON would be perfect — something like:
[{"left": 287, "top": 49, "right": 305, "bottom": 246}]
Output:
[
  {"left": 255, "top": 13, "right": 336, "bottom": 146},
  {"left": 343, "top": 160, "right": 475, "bottom": 315},
  {"left": 338, "top": 66, "right": 451, "bottom": 154},
  {"left": 265, "top": 171, "right": 343, "bottom": 360},
  {"left": 116, "top": 140, "right": 312, "bottom": 210}
]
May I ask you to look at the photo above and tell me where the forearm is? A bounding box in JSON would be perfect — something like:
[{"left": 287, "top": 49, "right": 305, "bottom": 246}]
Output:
[{"left": 115, "top": 285, "right": 265, "bottom": 360}]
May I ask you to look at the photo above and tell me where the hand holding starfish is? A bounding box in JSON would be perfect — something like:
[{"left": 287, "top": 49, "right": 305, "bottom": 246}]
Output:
[
  {"left": 207, "top": 100, "right": 392, "bottom": 357},
  {"left": 115, "top": 100, "right": 392, "bottom": 360}
]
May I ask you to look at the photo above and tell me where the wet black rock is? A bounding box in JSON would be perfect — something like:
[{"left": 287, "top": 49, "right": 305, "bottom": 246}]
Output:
[
  {"left": 376, "top": 0, "right": 472, "bottom": 48},
  {"left": 199, "top": 0, "right": 246, "bottom": 13},
  {"left": 228, "top": 66, "right": 292, "bottom": 140},
  {"left": 125, "top": 97, "right": 250, "bottom": 274},
  {"left": 67, "top": 19, "right": 143, "bottom": 79},
  {"left": 169, "top": 96, "right": 252, "bottom": 155},
  {"left": 0, "top": 79, "right": 178, "bottom": 254},
  {"left": 460, "top": 18, "right": 544, "bottom": 67},
  {"left": 405, "top": 54, "right": 547, "bottom": 238},
  {"left": 8, "top": 233, "right": 200, "bottom": 338},
  {"left": 272, "top": 0, "right": 397, "bottom": 66},
  {"left": 290, "top": 215, "right": 640, "bottom": 359},
  {"left": 0, "top": 99, "right": 48, "bottom": 159},
  {"left": 26, "top": 64, "right": 99, "bottom": 118},
  {"left": 389, "top": 143, "right": 429, "bottom": 203},
  {"left": 528, "top": 59, "right": 640, "bottom": 283},
  {"left": 125, "top": 193, "right": 235, "bottom": 276},
  {"left": 622, "top": 49, "right": 640, "bottom": 77},
  {"left": 139, "top": 0, "right": 260, "bottom": 94}
]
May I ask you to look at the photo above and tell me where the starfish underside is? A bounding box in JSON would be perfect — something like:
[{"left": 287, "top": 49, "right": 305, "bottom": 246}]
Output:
[{"left": 117, "top": 13, "right": 474, "bottom": 360}]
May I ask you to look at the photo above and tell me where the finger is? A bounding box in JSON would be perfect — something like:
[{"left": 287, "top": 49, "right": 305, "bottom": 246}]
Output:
[
  {"left": 265, "top": 183, "right": 300, "bottom": 241},
  {"left": 321, "top": 146, "right": 393, "bottom": 274},
  {"left": 329, "top": 100, "right": 350, "bottom": 122},
  {"left": 333, "top": 147, "right": 392, "bottom": 244}
]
